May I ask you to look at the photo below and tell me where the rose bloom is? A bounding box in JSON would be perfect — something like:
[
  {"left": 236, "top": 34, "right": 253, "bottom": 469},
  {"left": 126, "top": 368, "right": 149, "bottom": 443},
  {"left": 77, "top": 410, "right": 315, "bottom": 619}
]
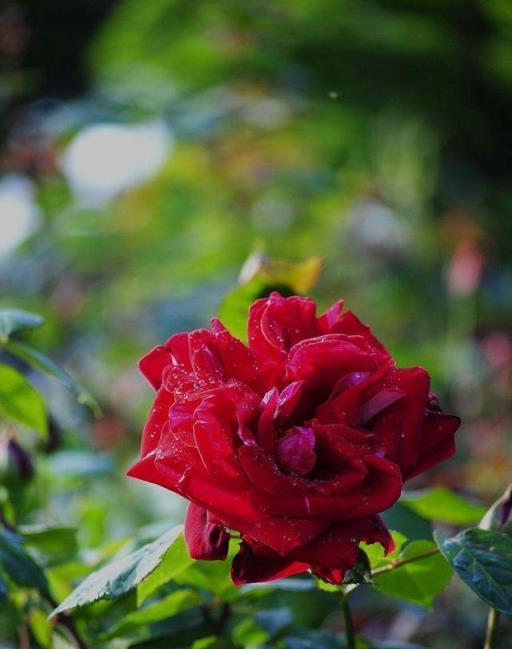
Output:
[{"left": 128, "top": 293, "right": 459, "bottom": 585}]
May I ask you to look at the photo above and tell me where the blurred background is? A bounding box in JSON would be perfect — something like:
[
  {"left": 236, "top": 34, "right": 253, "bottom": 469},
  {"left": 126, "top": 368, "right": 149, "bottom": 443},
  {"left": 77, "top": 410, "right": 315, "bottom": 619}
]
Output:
[{"left": 1, "top": 0, "right": 512, "bottom": 646}]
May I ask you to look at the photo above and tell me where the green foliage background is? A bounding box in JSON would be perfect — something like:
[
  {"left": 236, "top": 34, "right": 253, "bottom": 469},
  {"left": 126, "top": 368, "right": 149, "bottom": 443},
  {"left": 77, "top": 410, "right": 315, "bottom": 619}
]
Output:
[{"left": 1, "top": 0, "right": 512, "bottom": 647}]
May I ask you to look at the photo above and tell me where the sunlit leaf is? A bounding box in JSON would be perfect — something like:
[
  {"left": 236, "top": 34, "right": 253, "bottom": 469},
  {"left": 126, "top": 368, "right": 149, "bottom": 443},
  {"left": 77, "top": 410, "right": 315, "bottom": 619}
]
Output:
[
  {"left": 52, "top": 526, "right": 184, "bottom": 616},
  {"left": 363, "top": 533, "right": 451, "bottom": 609},
  {"left": 401, "top": 487, "right": 486, "bottom": 525},
  {"left": 5, "top": 340, "right": 100, "bottom": 416},
  {"left": 0, "top": 309, "right": 43, "bottom": 343},
  {"left": 435, "top": 528, "right": 512, "bottom": 614},
  {"left": 0, "top": 364, "right": 47, "bottom": 437}
]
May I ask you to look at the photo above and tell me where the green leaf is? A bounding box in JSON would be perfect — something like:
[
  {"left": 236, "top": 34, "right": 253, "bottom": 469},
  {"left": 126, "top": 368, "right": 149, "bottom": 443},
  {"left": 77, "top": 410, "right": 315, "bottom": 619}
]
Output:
[
  {"left": 192, "top": 638, "right": 232, "bottom": 649},
  {"left": 106, "top": 589, "right": 201, "bottom": 638},
  {"left": 381, "top": 503, "right": 432, "bottom": 541},
  {"left": 0, "top": 530, "right": 49, "bottom": 594},
  {"left": 51, "top": 526, "right": 184, "bottom": 616},
  {"left": 0, "top": 573, "right": 8, "bottom": 598},
  {"left": 364, "top": 534, "right": 451, "bottom": 609},
  {"left": 401, "top": 487, "right": 486, "bottom": 525},
  {"left": 0, "top": 364, "right": 47, "bottom": 438},
  {"left": 232, "top": 617, "right": 269, "bottom": 646},
  {"left": 218, "top": 255, "right": 322, "bottom": 340},
  {"left": 435, "top": 527, "right": 512, "bottom": 614},
  {"left": 21, "top": 525, "right": 78, "bottom": 559},
  {"left": 0, "top": 309, "right": 43, "bottom": 343},
  {"left": 173, "top": 539, "right": 239, "bottom": 602},
  {"left": 136, "top": 532, "right": 194, "bottom": 605},
  {"left": 28, "top": 608, "right": 52, "bottom": 648},
  {"left": 5, "top": 340, "right": 100, "bottom": 416}
]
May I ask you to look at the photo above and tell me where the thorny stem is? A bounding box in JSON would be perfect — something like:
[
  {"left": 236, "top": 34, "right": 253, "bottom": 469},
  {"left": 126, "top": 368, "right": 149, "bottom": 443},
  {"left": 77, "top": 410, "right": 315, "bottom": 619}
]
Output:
[
  {"left": 484, "top": 608, "right": 499, "bottom": 649},
  {"left": 341, "top": 595, "right": 356, "bottom": 649},
  {"left": 371, "top": 547, "right": 440, "bottom": 577}
]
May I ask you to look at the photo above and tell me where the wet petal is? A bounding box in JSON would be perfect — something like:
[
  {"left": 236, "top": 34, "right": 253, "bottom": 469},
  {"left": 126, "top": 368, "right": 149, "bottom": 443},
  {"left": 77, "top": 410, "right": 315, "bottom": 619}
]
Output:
[{"left": 139, "top": 346, "right": 173, "bottom": 389}]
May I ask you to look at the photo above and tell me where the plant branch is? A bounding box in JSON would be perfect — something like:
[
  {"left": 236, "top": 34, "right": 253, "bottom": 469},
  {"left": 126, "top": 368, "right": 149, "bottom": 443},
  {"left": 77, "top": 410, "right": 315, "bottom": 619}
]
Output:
[
  {"left": 44, "top": 594, "right": 89, "bottom": 649},
  {"left": 484, "top": 607, "right": 499, "bottom": 649},
  {"left": 341, "top": 595, "right": 355, "bottom": 649},
  {"left": 371, "top": 547, "right": 440, "bottom": 577}
]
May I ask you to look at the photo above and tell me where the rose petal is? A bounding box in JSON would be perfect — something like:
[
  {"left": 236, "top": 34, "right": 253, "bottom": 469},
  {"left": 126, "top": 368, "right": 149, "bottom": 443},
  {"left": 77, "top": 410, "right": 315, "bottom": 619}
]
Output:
[
  {"left": 184, "top": 503, "right": 230, "bottom": 560},
  {"left": 139, "top": 388, "right": 173, "bottom": 456},
  {"left": 404, "top": 412, "right": 459, "bottom": 480},
  {"left": 231, "top": 541, "right": 308, "bottom": 585},
  {"left": 277, "top": 426, "right": 316, "bottom": 476},
  {"left": 139, "top": 346, "right": 173, "bottom": 389}
]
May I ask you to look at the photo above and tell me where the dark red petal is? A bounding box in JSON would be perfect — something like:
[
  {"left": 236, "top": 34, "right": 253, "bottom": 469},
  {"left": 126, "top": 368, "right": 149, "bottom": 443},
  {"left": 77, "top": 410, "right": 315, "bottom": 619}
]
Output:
[
  {"left": 318, "top": 300, "right": 344, "bottom": 333},
  {"left": 164, "top": 332, "right": 193, "bottom": 370},
  {"left": 257, "top": 388, "right": 279, "bottom": 453},
  {"left": 248, "top": 293, "right": 321, "bottom": 361},
  {"left": 331, "top": 311, "right": 390, "bottom": 356},
  {"left": 231, "top": 541, "right": 308, "bottom": 585},
  {"left": 139, "top": 346, "right": 173, "bottom": 389},
  {"left": 354, "top": 388, "right": 404, "bottom": 427},
  {"left": 286, "top": 335, "right": 383, "bottom": 392},
  {"left": 386, "top": 367, "right": 431, "bottom": 474},
  {"left": 193, "top": 395, "right": 248, "bottom": 487},
  {"left": 184, "top": 503, "right": 230, "bottom": 560},
  {"left": 277, "top": 427, "right": 316, "bottom": 476},
  {"left": 139, "top": 388, "right": 174, "bottom": 456},
  {"left": 316, "top": 362, "right": 394, "bottom": 425},
  {"left": 404, "top": 412, "right": 459, "bottom": 480}
]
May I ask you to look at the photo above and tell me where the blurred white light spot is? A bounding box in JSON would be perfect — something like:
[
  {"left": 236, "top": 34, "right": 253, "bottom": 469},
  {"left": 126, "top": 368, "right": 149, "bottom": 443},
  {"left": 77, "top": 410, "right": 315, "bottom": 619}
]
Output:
[
  {"left": 60, "top": 120, "right": 172, "bottom": 203},
  {"left": 0, "top": 175, "right": 41, "bottom": 256}
]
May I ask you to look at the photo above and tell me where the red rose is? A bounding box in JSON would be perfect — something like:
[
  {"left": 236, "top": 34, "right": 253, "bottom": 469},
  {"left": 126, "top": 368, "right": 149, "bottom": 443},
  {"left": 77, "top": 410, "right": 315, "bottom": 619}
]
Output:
[{"left": 128, "top": 293, "right": 459, "bottom": 585}]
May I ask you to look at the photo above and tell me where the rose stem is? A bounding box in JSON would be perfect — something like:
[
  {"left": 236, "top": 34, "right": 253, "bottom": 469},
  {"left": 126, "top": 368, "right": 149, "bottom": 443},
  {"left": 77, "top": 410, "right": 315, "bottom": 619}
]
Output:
[
  {"left": 484, "top": 607, "right": 499, "bottom": 649},
  {"left": 341, "top": 594, "right": 356, "bottom": 649}
]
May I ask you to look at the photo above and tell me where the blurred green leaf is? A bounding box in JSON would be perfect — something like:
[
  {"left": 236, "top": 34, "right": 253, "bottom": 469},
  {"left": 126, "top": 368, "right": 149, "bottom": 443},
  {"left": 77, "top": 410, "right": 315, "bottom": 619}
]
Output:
[
  {"left": 5, "top": 340, "right": 100, "bottom": 416},
  {"left": 106, "top": 589, "right": 201, "bottom": 638},
  {"left": 401, "top": 487, "right": 486, "bottom": 525},
  {"left": 172, "top": 540, "right": 239, "bottom": 602},
  {"left": 0, "top": 364, "right": 47, "bottom": 438},
  {"left": 0, "top": 530, "right": 49, "bottom": 594},
  {"left": 52, "top": 525, "right": 184, "bottom": 616},
  {"left": 21, "top": 525, "right": 78, "bottom": 559},
  {"left": 28, "top": 608, "right": 52, "bottom": 649},
  {"left": 256, "top": 607, "right": 293, "bottom": 637},
  {"left": 232, "top": 617, "right": 269, "bottom": 647},
  {"left": 192, "top": 637, "right": 232, "bottom": 649},
  {"left": 0, "top": 573, "right": 8, "bottom": 598},
  {"left": 381, "top": 503, "right": 432, "bottom": 541},
  {"left": 435, "top": 528, "right": 512, "bottom": 615},
  {"left": 0, "top": 309, "right": 43, "bottom": 343}
]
